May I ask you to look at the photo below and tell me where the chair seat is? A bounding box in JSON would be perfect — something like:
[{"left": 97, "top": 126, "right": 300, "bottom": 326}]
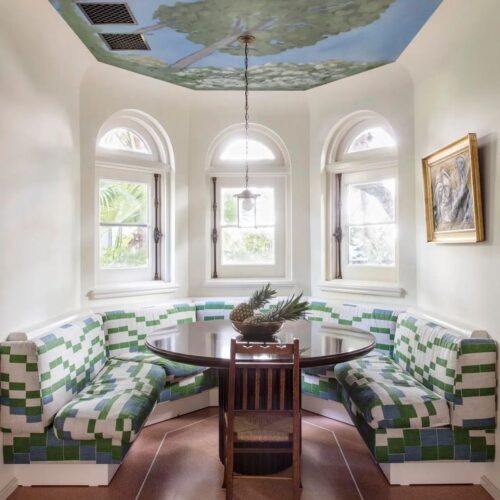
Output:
[
  {"left": 335, "top": 354, "right": 450, "bottom": 429},
  {"left": 53, "top": 360, "right": 165, "bottom": 443},
  {"left": 230, "top": 412, "right": 293, "bottom": 442}
]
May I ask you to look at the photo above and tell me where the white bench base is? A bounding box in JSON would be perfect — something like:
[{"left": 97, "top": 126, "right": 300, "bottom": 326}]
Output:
[
  {"left": 0, "top": 476, "right": 17, "bottom": 500},
  {"left": 301, "top": 395, "right": 353, "bottom": 425},
  {"left": 380, "top": 461, "right": 492, "bottom": 485},
  {"left": 13, "top": 463, "right": 119, "bottom": 486},
  {"left": 146, "top": 388, "right": 218, "bottom": 426}
]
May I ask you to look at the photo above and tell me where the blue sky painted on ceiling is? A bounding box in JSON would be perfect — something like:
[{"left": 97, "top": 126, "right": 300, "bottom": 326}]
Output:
[{"left": 50, "top": 0, "right": 442, "bottom": 90}]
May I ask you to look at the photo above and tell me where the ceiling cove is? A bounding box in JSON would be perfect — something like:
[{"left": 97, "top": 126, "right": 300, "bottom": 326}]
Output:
[{"left": 49, "top": 0, "right": 442, "bottom": 91}]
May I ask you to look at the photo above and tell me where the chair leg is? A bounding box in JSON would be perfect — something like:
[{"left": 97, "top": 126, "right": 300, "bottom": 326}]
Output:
[
  {"left": 225, "top": 444, "right": 234, "bottom": 500},
  {"left": 293, "top": 448, "right": 301, "bottom": 498}
]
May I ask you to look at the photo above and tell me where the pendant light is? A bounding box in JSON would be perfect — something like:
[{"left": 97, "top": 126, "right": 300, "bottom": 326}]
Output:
[{"left": 234, "top": 34, "right": 260, "bottom": 228}]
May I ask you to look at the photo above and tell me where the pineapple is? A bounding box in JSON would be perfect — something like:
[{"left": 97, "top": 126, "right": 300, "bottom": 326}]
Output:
[
  {"left": 229, "top": 283, "right": 277, "bottom": 322},
  {"left": 243, "top": 293, "right": 309, "bottom": 324}
]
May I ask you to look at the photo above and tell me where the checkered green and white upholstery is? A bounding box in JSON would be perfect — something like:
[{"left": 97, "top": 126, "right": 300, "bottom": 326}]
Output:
[
  {"left": 0, "top": 314, "right": 106, "bottom": 434},
  {"left": 3, "top": 427, "right": 130, "bottom": 464},
  {"left": 158, "top": 368, "right": 217, "bottom": 402},
  {"left": 111, "top": 351, "right": 206, "bottom": 379},
  {"left": 301, "top": 372, "right": 342, "bottom": 402},
  {"left": 101, "top": 303, "right": 196, "bottom": 358},
  {"left": 194, "top": 299, "right": 237, "bottom": 321},
  {"left": 307, "top": 301, "right": 399, "bottom": 355},
  {"left": 394, "top": 313, "right": 497, "bottom": 429},
  {"left": 345, "top": 397, "right": 495, "bottom": 463},
  {"left": 1, "top": 341, "right": 42, "bottom": 434},
  {"left": 101, "top": 303, "right": 205, "bottom": 378},
  {"left": 335, "top": 353, "right": 450, "bottom": 429},
  {"left": 53, "top": 359, "right": 165, "bottom": 443}
]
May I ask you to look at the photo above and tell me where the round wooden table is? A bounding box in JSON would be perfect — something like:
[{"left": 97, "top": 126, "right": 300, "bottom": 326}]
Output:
[{"left": 146, "top": 319, "right": 375, "bottom": 475}]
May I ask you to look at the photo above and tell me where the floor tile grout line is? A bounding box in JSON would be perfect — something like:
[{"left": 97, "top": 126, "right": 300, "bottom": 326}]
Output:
[
  {"left": 135, "top": 429, "right": 169, "bottom": 500},
  {"left": 135, "top": 414, "right": 217, "bottom": 500},
  {"left": 304, "top": 420, "right": 364, "bottom": 500}
]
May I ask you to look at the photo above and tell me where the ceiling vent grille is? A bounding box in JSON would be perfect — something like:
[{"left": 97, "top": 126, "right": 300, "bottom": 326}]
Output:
[
  {"left": 78, "top": 3, "right": 136, "bottom": 24},
  {"left": 100, "top": 33, "right": 150, "bottom": 50}
]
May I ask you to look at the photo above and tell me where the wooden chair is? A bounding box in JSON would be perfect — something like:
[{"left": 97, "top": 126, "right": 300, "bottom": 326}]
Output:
[{"left": 224, "top": 338, "right": 301, "bottom": 500}]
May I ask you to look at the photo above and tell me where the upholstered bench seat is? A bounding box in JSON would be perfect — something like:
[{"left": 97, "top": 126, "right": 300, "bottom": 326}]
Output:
[
  {"left": 335, "top": 353, "right": 450, "bottom": 429},
  {"left": 53, "top": 360, "right": 165, "bottom": 442},
  {"left": 111, "top": 351, "right": 206, "bottom": 379}
]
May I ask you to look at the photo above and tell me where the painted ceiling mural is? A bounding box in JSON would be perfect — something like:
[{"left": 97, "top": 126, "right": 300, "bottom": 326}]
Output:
[{"left": 49, "top": 0, "right": 442, "bottom": 91}]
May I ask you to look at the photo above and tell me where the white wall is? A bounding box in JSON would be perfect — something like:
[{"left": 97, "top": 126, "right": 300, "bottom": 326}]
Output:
[
  {"left": 399, "top": 0, "right": 500, "bottom": 488},
  {"left": 188, "top": 90, "right": 311, "bottom": 297},
  {"left": 307, "top": 63, "right": 416, "bottom": 305},
  {"left": 80, "top": 63, "right": 192, "bottom": 305},
  {"left": 0, "top": 1, "right": 92, "bottom": 337},
  {"left": 0, "top": 0, "right": 93, "bottom": 493}
]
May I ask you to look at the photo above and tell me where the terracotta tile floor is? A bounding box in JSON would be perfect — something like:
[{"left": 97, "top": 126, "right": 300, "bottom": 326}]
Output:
[{"left": 9, "top": 408, "right": 492, "bottom": 500}]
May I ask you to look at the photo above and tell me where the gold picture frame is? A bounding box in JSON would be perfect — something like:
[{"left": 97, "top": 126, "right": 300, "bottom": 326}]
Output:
[{"left": 422, "top": 133, "right": 484, "bottom": 243}]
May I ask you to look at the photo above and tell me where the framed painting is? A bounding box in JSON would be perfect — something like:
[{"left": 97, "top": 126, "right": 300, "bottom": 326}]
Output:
[{"left": 422, "top": 133, "right": 484, "bottom": 243}]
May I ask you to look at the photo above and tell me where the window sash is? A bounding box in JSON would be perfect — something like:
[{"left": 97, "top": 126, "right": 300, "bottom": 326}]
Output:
[
  {"left": 96, "top": 167, "right": 160, "bottom": 284},
  {"left": 214, "top": 176, "right": 286, "bottom": 278},
  {"left": 334, "top": 166, "right": 398, "bottom": 282}
]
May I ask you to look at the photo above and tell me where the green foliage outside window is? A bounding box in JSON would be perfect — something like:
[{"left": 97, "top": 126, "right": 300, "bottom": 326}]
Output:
[{"left": 99, "top": 180, "right": 149, "bottom": 268}]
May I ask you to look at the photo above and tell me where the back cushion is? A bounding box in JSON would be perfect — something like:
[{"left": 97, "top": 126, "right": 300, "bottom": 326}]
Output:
[
  {"left": 102, "top": 302, "right": 196, "bottom": 357},
  {"left": 35, "top": 315, "right": 106, "bottom": 426},
  {"left": 0, "top": 341, "right": 43, "bottom": 434},
  {"left": 394, "top": 313, "right": 496, "bottom": 429},
  {"left": 307, "top": 301, "right": 400, "bottom": 355},
  {"left": 194, "top": 299, "right": 238, "bottom": 321},
  {"left": 0, "top": 314, "right": 106, "bottom": 434}
]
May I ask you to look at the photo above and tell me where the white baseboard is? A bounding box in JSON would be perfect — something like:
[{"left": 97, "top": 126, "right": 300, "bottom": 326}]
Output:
[
  {"left": 379, "top": 461, "right": 491, "bottom": 485},
  {"left": 301, "top": 395, "right": 353, "bottom": 425},
  {"left": 13, "top": 464, "right": 119, "bottom": 486},
  {"left": 481, "top": 475, "right": 500, "bottom": 499},
  {"left": 0, "top": 477, "right": 17, "bottom": 500},
  {"left": 145, "top": 388, "right": 218, "bottom": 426}
]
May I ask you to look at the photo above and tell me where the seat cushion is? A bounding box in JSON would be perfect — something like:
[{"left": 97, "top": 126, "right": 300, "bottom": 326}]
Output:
[
  {"left": 112, "top": 351, "right": 206, "bottom": 379},
  {"left": 335, "top": 354, "right": 450, "bottom": 430},
  {"left": 230, "top": 412, "right": 293, "bottom": 442},
  {"left": 53, "top": 360, "right": 166, "bottom": 443}
]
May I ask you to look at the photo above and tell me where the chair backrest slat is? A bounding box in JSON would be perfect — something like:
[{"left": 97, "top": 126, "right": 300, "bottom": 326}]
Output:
[
  {"left": 228, "top": 338, "right": 299, "bottom": 413},
  {"left": 267, "top": 369, "right": 273, "bottom": 410},
  {"left": 280, "top": 367, "right": 286, "bottom": 410},
  {"left": 242, "top": 367, "right": 248, "bottom": 410},
  {"left": 255, "top": 368, "right": 261, "bottom": 410}
]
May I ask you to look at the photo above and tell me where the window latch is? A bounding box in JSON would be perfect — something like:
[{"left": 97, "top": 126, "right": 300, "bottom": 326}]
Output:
[{"left": 333, "top": 226, "right": 342, "bottom": 242}]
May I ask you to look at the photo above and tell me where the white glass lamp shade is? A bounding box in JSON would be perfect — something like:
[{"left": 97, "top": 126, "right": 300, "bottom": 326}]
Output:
[{"left": 234, "top": 189, "right": 260, "bottom": 227}]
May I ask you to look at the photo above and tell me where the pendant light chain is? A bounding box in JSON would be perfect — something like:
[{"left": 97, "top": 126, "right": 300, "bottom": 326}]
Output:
[{"left": 244, "top": 38, "right": 249, "bottom": 190}]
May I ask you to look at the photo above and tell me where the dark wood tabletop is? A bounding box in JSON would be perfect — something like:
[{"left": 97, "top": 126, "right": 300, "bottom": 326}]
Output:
[{"left": 146, "top": 319, "right": 375, "bottom": 369}]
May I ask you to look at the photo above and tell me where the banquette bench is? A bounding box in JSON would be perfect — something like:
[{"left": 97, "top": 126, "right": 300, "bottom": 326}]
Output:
[{"left": 0, "top": 299, "right": 496, "bottom": 486}]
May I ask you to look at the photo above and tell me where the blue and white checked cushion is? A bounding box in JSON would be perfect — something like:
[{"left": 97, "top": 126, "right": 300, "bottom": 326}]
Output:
[
  {"left": 335, "top": 353, "right": 450, "bottom": 429},
  {"left": 102, "top": 303, "right": 196, "bottom": 358},
  {"left": 112, "top": 351, "right": 206, "bottom": 379},
  {"left": 394, "top": 313, "right": 497, "bottom": 429},
  {"left": 307, "top": 301, "right": 400, "bottom": 354},
  {"left": 35, "top": 315, "right": 107, "bottom": 428},
  {"left": 53, "top": 359, "right": 165, "bottom": 442}
]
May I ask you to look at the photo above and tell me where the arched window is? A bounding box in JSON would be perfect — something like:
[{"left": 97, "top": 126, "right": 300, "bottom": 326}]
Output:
[
  {"left": 324, "top": 111, "right": 398, "bottom": 283},
  {"left": 220, "top": 139, "right": 275, "bottom": 161},
  {"left": 207, "top": 124, "right": 290, "bottom": 280},
  {"left": 94, "top": 110, "right": 173, "bottom": 288},
  {"left": 99, "top": 127, "right": 152, "bottom": 155}
]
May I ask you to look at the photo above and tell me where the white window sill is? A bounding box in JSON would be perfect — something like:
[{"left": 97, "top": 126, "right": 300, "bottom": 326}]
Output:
[
  {"left": 319, "top": 280, "right": 405, "bottom": 298},
  {"left": 88, "top": 281, "right": 179, "bottom": 300},
  {"left": 204, "top": 279, "right": 297, "bottom": 289}
]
